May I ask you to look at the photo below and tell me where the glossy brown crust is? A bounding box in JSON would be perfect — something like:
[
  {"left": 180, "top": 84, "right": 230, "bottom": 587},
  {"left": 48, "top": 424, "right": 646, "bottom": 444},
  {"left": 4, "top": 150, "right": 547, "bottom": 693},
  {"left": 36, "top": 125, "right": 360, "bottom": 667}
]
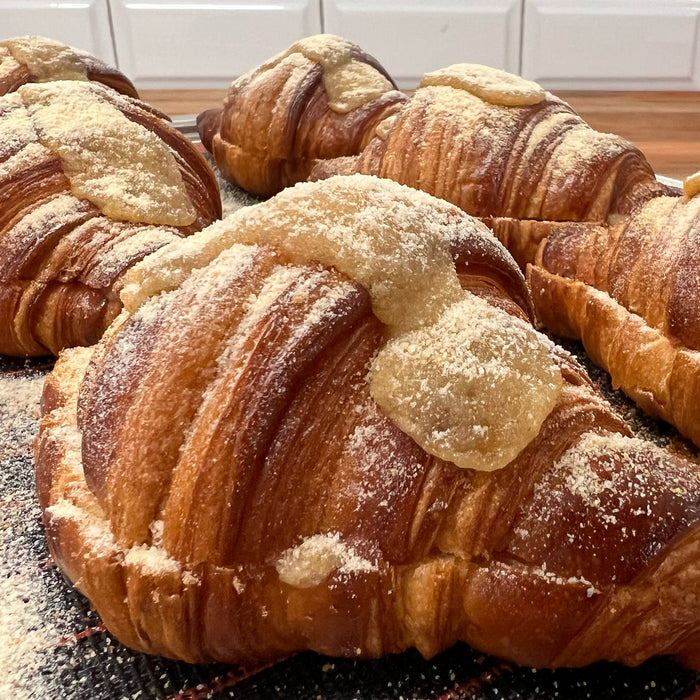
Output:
[
  {"left": 199, "top": 35, "right": 673, "bottom": 269},
  {"left": 35, "top": 191, "right": 700, "bottom": 670},
  {"left": 0, "top": 84, "right": 221, "bottom": 357},
  {"left": 529, "top": 195, "right": 700, "bottom": 447},
  {"left": 353, "top": 87, "right": 672, "bottom": 247}
]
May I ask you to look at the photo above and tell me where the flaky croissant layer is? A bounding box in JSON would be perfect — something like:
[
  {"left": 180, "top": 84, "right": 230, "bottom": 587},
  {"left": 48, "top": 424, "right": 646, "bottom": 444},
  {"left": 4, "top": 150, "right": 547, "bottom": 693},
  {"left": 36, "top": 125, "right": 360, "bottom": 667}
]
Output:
[
  {"left": 36, "top": 176, "right": 700, "bottom": 670},
  {"left": 198, "top": 34, "right": 673, "bottom": 271},
  {"left": 0, "top": 74, "right": 221, "bottom": 357},
  {"left": 529, "top": 192, "right": 700, "bottom": 448}
]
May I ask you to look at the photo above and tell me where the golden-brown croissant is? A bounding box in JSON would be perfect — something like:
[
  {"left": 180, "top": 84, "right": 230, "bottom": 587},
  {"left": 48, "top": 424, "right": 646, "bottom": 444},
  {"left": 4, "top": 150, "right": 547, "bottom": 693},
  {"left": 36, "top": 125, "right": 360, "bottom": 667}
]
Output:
[
  {"left": 36, "top": 175, "right": 700, "bottom": 671},
  {"left": 197, "top": 34, "right": 407, "bottom": 198},
  {"left": 529, "top": 185, "right": 700, "bottom": 448},
  {"left": 198, "top": 34, "right": 673, "bottom": 269},
  {"left": 0, "top": 78, "right": 221, "bottom": 357},
  {"left": 0, "top": 35, "right": 139, "bottom": 98}
]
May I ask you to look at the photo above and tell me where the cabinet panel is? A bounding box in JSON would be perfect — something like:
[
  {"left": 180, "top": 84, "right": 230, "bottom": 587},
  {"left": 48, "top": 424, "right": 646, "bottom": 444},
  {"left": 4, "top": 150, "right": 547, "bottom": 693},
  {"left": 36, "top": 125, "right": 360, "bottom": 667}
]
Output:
[
  {"left": 110, "top": 0, "right": 322, "bottom": 89},
  {"left": 322, "top": 0, "right": 522, "bottom": 89},
  {"left": 523, "top": 0, "right": 700, "bottom": 89},
  {"left": 0, "top": 0, "right": 115, "bottom": 64}
]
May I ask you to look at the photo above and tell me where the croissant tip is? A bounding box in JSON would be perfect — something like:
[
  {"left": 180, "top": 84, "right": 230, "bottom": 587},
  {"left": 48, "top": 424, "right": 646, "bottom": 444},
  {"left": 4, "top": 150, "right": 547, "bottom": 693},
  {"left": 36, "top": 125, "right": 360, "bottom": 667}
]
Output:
[{"left": 197, "top": 107, "right": 223, "bottom": 152}]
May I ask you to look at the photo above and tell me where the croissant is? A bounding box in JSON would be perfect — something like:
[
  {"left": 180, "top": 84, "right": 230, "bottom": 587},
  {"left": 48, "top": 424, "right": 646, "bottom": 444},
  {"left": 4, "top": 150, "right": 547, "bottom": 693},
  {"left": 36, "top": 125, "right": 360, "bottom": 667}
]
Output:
[
  {"left": 0, "top": 78, "right": 221, "bottom": 357},
  {"left": 529, "top": 183, "right": 700, "bottom": 448},
  {"left": 36, "top": 175, "right": 700, "bottom": 671},
  {"left": 198, "top": 34, "right": 673, "bottom": 269},
  {"left": 197, "top": 34, "right": 406, "bottom": 198},
  {"left": 0, "top": 35, "right": 138, "bottom": 98}
]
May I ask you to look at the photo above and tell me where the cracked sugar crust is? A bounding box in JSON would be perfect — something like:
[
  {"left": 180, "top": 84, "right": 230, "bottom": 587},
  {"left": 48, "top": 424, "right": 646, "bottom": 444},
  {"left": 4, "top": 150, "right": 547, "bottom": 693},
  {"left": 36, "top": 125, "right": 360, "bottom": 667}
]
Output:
[
  {"left": 120, "top": 174, "right": 560, "bottom": 471},
  {"left": 4, "top": 81, "right": 196, "bottom": 226}
]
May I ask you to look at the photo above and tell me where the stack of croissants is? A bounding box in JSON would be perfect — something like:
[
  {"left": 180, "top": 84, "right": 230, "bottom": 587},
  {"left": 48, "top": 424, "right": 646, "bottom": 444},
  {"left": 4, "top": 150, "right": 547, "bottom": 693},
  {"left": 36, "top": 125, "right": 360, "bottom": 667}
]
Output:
[{"left": 3, "top": 33, "right": 700, "bottom": 673}]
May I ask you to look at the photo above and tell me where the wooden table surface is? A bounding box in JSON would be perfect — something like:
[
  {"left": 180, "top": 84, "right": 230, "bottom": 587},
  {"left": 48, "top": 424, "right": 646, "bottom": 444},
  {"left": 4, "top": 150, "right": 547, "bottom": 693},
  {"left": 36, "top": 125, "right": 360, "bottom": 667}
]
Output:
[{"left": 141, "top": 89, "right": 700, "bottom": 182}]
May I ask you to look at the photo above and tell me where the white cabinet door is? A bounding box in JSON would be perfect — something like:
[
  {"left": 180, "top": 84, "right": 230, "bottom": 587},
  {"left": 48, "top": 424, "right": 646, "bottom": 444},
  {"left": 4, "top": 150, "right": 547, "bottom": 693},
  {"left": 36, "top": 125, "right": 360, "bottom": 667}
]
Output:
[
  {"left": 523, "top": 0, "right": 700, "bottom": 89},
  {"left": 0, "top": 0, "right": 116, "bottom": 64},
  {"left": 109, "top": 0, "right": 322, "bottom": 89},
  {"left": 322, "top": 0, "right": 522, "bottom": 88}
]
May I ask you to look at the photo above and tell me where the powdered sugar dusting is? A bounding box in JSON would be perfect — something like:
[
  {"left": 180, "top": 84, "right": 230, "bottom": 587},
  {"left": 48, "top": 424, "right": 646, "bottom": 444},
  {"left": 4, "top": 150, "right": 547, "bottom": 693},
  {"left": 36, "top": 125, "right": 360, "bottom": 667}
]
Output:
[
  {"left": 121, "top": 174, "right": 560, "bottom": 471},
  {"left": 548, "top": 125, "right": 621, "bottom": 180},
  {"left": 421, "top": 64, "right": 545, "bottom": 107},
  {"left": 276, "top": 532, "right": 378, "bottom": 588},
  {"left": 211, "top": 175, "right": 561, "bottom": 470},
  {"left": 274, "top": 34, "right": 394, "bottom": 114},
  {"left": 371, "top": 294, "right": 562, "bottom": 471},
  {"left": 0, "top": 366, "right": 82, "bottom": 699},
  {"left": 227, "top": 174, "right": 467, "bottom": 333},
  {"left": 553, "top": 431, "right": 678, "bottom": 509},
  {"left": 0, "top": 44, "right": 20, "bottom": 80},
  {"left": 83, "top": 225, "right": 182, "bottom": 288},
  {"left": 14, "top": 80, "right": 195, "bottom": 226},
  {"left": 124, "top": 543, "right": 181, "bottom": 575},
  {"left": 0, "top": 92, "right": 37, "bottom": 157},
  {"left": 0, "top": 193, "right": 92, "bottom": 275}
]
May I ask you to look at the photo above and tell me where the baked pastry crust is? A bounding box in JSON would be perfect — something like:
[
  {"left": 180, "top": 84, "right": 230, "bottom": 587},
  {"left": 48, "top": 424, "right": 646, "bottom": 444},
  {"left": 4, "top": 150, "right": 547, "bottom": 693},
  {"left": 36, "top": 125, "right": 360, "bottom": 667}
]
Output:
[
  {"left": 198, "top": 34, "right": 673, "bottom": 270},
  {"left": 198, "top": 34, "right": 406, "bottom": 198},
  {"left": 35, "top": 175, "right": 700, "bottom": 669},
  {"left": 529, "top": 193, "right": 700, "bottom": 447},
  {"left": 0, "top": 79, "right": 221, "bottom": 356}
]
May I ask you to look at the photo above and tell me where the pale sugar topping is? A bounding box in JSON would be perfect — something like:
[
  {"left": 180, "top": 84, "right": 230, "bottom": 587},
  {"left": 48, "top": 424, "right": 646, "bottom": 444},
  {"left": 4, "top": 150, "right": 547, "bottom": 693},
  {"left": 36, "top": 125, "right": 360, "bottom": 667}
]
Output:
[
  {"left": 285, "top": 34, "right": 394, "bottom": 114},
  {"left": 275, "top": 532, "right": 377, "bottom": 588},
  {"left": 2, "top": 36, "right": 89, "bottom": 82},
  {"left": 371, "top": 294, "right": 561, "bottom": 471},
  {"left": 216, "top": 176, "right": 468, "bottom": 334},
  {"left": 0, "top": 92, "right": 40, "bottom": 157},
  {"left": 243, "top": 34, "right": 394, "bottom": 115},
  {"left": 218, "top": 176, "right": 560, "bottom": 470},
  {"left": 125, "top": 543, "right": 181, "bottom": 575},
  {"left": 422, "top": 64, "right": 545, "bottom": 107},
  {"left": 120, "top": 218, "right": 256, "bottom": 312},
  {"left": 288, "top": 273, "right": 358, "bottom": 338},
  {"left": 121, "top": 175, "right": 561, "bottom": 471},
  {"left": 14, "top": 80, "right": 195, "bottom": 226}
]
